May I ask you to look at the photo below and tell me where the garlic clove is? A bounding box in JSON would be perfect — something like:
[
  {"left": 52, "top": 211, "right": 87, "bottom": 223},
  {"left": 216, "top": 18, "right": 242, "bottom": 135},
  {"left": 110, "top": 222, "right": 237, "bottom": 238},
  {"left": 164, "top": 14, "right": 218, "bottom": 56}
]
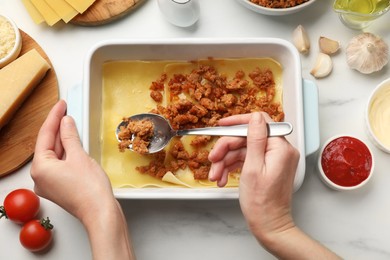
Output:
[
  {"left": 346, "top": 32, "right": 389, "bottom": 74},
  {"left": 319, "top": 36, "right": 340, "bottom": 55},
  {"left": 292, "top": 25, "right": 310, "bottom": 54},
  {"left": 310, "top": 53, "right": 333, "bottom": 78}
]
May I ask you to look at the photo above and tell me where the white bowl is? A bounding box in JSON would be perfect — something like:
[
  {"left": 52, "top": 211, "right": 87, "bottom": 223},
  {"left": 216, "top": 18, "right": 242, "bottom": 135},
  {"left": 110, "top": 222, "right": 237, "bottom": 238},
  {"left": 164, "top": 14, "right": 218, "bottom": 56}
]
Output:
[
  {"left": 318, "top": 135, "right": 374, "bottom": 191},
  {"left": 236, "top": 0, "right": 317, "bottom": 16},
  {"left": 0, "top": 15, "right": 22, "bottom": 68},
  {"left": 365, "top": 78, "right": 390, "bottom": 153}
]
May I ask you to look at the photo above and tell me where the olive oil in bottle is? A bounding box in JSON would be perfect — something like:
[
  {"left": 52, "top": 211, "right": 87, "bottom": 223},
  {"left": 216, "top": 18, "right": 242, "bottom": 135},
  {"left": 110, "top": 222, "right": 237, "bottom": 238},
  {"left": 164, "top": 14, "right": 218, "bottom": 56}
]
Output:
[
  {"left": 333, "top": 0, "right": 390, "bottom": 29},
  {"left": 334, "top": 0, "right": 390, "bottom": 14}
]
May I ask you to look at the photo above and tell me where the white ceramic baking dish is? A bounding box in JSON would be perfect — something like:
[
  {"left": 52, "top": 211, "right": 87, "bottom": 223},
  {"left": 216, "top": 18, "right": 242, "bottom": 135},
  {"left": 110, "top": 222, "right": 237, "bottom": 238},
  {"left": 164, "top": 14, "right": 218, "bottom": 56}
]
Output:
[{"left": 68, "top": 38, "right": 319, "bottom": 199}]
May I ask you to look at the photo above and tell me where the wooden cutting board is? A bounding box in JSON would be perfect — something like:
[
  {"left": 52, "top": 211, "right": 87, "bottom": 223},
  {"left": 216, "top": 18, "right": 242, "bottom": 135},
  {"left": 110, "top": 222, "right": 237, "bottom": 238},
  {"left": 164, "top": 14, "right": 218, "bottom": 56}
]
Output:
[
  {"left": 71, "top": 0, "right": 146, "bottom": 26},
  {"left": 0, "top": 30, "right": 59, "bottom": 178}
]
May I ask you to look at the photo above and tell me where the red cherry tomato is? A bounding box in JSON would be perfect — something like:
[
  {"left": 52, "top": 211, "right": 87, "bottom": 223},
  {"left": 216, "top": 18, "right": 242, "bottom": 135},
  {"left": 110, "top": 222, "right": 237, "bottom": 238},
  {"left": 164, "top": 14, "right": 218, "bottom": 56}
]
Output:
[
  {"left": 0, "top": 189, "right": 40, "bottom": 224},
  {"left": 20, "top": 218, "right": 53, "bottom": 252}
]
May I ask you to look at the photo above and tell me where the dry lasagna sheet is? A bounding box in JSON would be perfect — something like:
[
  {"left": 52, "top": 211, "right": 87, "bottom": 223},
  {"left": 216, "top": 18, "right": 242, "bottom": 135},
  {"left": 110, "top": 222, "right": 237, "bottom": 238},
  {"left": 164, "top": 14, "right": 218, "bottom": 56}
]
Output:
[{"left": 101, "top": 58, "right": 283, "bottom": 188}]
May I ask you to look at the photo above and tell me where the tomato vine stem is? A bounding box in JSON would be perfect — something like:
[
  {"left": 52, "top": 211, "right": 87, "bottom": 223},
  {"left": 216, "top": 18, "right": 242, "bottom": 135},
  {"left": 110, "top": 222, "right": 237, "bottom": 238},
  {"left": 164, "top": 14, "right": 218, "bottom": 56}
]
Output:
[{"left": 41, "top": 217, "right": 54, "bottom": 230}]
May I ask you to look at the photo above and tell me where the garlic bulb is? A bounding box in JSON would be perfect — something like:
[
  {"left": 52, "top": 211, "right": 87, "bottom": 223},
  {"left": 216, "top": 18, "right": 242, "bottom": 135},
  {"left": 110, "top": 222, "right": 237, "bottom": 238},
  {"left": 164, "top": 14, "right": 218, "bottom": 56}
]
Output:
[
  {"left": 319, "top": 36, "right": 340, "bottom": 55},
  {"left": 292, "top": 25, "right": 310, "bottom": 54},
  {"left": 346, "top": 32, "right": 389, "bottom": 74},
  {"left": 311, "top": 53, "right": 333, "bottom": 78}
]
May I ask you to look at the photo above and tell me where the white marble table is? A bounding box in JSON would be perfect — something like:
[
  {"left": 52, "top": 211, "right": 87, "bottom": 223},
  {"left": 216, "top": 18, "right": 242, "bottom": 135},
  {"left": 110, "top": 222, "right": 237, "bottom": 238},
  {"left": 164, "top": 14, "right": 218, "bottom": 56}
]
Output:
[{"left": 1, "top": 0, "right": 390, "bottom": 259}]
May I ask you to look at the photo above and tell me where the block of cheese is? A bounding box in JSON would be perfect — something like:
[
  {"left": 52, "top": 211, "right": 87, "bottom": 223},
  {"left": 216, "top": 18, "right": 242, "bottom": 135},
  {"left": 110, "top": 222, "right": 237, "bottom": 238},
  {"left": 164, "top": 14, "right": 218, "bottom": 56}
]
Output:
[
  {"left": 0, "top": 49, "right": 51, "bottom": 130},
  {"left": 22, "top": 0, "right": 45, "bottom": 24}
]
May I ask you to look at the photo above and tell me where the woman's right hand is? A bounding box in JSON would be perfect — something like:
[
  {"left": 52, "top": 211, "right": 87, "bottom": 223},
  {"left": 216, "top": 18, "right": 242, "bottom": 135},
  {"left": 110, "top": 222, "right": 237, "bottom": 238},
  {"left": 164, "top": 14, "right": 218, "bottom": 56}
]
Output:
[
  {"left": 209, "top": 112, "right": 340, "bottom": 259},
  {"left": 209, "top": 112, "right": 299, "bottom": 238}
]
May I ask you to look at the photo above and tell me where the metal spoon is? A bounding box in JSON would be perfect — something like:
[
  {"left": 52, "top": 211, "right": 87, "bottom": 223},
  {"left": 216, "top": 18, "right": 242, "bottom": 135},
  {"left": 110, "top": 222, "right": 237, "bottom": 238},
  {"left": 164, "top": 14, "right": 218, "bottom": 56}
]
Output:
[{"left": 116, "top": 113, "right": 293, "bottom": 154}]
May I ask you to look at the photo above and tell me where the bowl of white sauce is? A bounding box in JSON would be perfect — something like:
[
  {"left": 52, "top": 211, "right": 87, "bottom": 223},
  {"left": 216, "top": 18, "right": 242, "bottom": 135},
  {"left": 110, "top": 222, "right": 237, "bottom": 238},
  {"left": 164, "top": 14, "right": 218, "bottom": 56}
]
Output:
[{"left": 366, "top": 78, "right": 390, "bottom": 153}]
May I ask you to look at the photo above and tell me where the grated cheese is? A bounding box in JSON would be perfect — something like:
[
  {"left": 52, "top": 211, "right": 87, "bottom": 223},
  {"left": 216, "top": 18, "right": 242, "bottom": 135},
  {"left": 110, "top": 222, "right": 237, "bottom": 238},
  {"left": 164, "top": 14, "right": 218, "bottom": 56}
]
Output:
[{"left": 0, "top": 16, "right": 16, "bottom": 60}]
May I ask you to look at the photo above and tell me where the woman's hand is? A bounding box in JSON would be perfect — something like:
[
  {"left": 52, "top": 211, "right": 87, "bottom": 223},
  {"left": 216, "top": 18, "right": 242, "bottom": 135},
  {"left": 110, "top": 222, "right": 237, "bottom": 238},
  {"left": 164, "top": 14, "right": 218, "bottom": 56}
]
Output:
[
  {"left": 209, "top": 112, "right": 340, "bottom": 259},
  {"left": 208, "top": 112, "right": 299, "bottom": 236},
  {"left": 30, "top": 100, "right": 134, "bottom": 260},
  {"left": 31, "top": 100, "right": 114, "bottom": 222}
]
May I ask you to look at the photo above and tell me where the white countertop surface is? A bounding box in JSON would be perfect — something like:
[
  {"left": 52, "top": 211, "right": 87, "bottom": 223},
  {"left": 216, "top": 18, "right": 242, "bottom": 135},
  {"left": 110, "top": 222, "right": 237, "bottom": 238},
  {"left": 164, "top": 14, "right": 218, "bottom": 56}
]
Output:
[{"left": 1, "top": 0, "right": 390, "bottom": 259}]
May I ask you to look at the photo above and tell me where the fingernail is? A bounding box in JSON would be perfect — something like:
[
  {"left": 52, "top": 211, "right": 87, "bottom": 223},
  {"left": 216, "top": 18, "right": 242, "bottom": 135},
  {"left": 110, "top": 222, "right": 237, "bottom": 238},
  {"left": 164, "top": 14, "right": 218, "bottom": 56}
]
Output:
[
  {"left": 208, "top": 149, "right": 215, "bottom": 161},
  {"left": 208, "top": 168, "right": 215, "bottom": 182},
  {"left": 62, "top": 116, "right": 74, "bottom": 127},
  {"left": 252, "top": 112, "right": 262, "bottom": 123}
]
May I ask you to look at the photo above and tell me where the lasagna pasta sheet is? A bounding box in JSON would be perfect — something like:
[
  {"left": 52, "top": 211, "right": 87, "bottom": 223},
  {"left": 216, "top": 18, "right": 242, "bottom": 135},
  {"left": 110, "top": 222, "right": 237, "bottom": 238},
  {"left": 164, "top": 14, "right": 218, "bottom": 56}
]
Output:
[{"left": 101, "top": 58, "right": 283, "bottom": 188}]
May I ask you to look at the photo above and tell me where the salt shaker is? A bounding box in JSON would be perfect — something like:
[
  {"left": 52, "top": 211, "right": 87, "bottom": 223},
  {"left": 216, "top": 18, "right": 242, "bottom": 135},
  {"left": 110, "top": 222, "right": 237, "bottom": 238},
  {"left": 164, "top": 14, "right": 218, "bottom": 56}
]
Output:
[{"left": 157, "top": 0, "right": 200, "bottom": 27}]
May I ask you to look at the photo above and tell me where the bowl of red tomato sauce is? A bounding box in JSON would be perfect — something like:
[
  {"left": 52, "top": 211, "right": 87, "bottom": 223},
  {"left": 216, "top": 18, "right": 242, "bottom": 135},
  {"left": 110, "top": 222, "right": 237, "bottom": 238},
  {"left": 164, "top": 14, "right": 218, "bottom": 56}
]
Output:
[{"left": 318, "top": 135, "right": 374, "bottom": 191}]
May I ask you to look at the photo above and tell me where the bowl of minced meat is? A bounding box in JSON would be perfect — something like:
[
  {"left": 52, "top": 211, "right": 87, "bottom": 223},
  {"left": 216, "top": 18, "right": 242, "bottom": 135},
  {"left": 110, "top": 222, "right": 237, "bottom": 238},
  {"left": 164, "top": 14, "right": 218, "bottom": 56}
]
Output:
[{"left": 236, "top": 0, "right": 317, "bottom": 16}]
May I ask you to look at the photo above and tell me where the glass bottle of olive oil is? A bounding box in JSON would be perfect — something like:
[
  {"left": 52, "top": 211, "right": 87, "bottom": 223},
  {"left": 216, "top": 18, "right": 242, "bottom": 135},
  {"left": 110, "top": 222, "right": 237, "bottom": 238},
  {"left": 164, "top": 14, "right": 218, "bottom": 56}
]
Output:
[
  {"left": 333, "top": 0, "right": 390, "bottom": 29},
  {"left": 334, "top": 0, "right": 390, "bottom": 14}
]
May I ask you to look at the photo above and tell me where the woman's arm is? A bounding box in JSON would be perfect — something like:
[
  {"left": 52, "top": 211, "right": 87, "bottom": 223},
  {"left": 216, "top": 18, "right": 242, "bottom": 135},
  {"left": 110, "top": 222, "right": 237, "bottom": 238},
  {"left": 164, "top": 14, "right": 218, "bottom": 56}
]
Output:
[{"left": 31, "top": 100, "right": 134, "bottom": 260}]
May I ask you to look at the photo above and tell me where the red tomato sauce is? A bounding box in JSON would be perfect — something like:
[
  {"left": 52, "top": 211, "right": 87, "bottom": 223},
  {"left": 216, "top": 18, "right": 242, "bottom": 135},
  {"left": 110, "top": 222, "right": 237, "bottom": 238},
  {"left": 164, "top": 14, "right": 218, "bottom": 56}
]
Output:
[{"left": 321, "top": 136, "right": 372, "bottom": 187}]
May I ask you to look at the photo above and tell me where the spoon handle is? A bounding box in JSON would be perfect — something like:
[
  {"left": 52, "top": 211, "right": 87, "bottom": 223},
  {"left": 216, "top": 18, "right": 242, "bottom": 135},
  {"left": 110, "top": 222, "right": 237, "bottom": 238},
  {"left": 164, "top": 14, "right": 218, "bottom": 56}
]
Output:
[{"left": 176, "top": 122, "right": 293, "bottom": 137}]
